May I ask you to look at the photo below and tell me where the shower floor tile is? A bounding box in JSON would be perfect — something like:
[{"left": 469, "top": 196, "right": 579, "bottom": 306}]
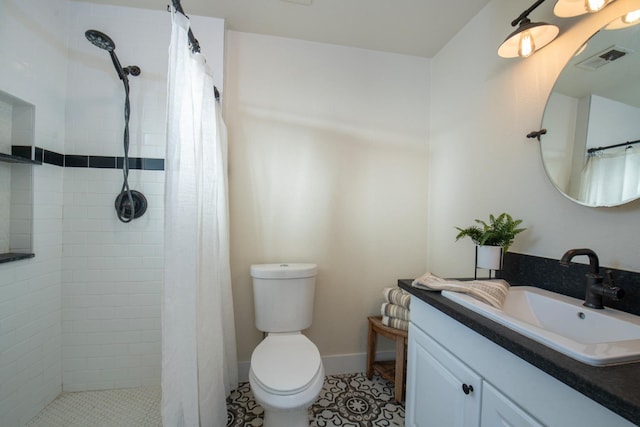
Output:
[
  {"left": 26, "top": 373, "right": 404, "bottom": 426},
  {"left": 26, "top": 386, "right": 162, "bottom": 427}
]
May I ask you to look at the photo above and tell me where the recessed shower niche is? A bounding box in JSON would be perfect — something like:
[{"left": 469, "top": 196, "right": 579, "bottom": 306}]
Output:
[{"left": 0, "top": 89, "right": 38, "bottom": 263}]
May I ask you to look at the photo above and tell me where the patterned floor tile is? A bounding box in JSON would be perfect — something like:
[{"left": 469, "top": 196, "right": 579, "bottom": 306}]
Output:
[{"left": 227, "top": 373, "right": 405, "bottom": 427}]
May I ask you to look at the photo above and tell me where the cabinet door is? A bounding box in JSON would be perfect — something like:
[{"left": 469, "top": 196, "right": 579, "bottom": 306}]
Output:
[
  {"left": 481, "top": 382, "right": 543, "bottom": 427},
  {"left": 406, "top": 323, "right": 482, "bottom": 427}
]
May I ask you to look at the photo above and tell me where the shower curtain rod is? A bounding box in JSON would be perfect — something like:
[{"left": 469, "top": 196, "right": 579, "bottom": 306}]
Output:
[
  {"left": 169, "top": 0, "right": 220, "bottom": 101},
  {"left": 587, "top": 138, "right": 640, "bottom": 154},
  {"left": 171, "top": 0, "right": 200, "bottom": 53}
]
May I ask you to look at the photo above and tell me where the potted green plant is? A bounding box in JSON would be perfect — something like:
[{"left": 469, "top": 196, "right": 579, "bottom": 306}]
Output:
[{"left": 455, "top": 212, "right": 526, "bottom": 271}]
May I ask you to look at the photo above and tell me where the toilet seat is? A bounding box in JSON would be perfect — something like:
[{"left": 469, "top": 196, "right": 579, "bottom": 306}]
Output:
[{"left": 250, "top": 333, "right": 322, "bottom": 396}]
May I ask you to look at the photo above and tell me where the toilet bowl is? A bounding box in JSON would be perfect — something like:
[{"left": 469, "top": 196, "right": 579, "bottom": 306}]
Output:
[{"left": 249, "top": 333, "right": 324, "bottom": 427}]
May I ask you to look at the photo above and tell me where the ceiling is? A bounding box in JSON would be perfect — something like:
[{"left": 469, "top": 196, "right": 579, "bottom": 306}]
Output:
[
  {"left": 73, "top": 0, "right": 491, "bottom": 58},
  {"left": 554, "top": 21, "right": 640, "bottom": 108}
]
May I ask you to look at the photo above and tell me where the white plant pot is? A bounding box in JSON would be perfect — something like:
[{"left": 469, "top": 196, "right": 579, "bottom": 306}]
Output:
[{"left": 476, "top": 245, "right": 503, "bottom": 270}]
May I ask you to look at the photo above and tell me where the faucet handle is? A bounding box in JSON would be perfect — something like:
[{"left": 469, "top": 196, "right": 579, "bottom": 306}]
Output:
[
  {"left": 605, "top": 270, "right": 615, "bottom": 285},
  {"left": 604, "top": 270, "right": 625, "bottom": 301}
]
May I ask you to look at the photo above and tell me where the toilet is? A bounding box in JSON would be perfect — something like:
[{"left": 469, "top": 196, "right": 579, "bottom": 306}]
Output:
[{"left": 249, "top": 263, "right": 325, "bottom": 427}]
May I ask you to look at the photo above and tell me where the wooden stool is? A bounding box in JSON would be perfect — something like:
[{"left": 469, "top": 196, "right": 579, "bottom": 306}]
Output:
[{"left": 366, "top": 315, "right": 408, "bottom": 402}]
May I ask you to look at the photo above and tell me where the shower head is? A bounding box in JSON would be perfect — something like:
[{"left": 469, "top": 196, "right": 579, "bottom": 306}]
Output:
[
  {"left": 85, "top": 30, "right": 115, "bottom": 52},
  {"left": 85, "top": 29, "right": 140, "bottom": 82}
]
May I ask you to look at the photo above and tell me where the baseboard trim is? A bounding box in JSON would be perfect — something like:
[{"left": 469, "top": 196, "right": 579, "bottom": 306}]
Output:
[{"left": 237, "top": 350, "right": 395, "bottom": 383}]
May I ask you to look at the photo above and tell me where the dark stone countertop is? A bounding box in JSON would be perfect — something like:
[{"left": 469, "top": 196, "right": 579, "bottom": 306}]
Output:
[{"left": 398, "top": 279, "right": 640, "bottom": 426}]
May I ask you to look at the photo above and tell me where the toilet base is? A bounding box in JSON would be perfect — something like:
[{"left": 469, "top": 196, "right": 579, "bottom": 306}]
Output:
[
  {"left": 263, "top": 408, "right": 310, "bottom": 427},
  {"left": 249, "top": 363, "right": 324, "bottom": 427}
]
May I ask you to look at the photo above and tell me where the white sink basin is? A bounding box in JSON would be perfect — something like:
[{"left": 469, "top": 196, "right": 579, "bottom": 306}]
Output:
[{"left": 441, "top": 286, "right": 640, "bottom": 366}]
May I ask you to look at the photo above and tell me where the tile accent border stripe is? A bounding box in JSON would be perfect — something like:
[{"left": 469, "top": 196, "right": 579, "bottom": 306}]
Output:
[{"left": 12, "top": 146, "right": 164, "bottom": 171}]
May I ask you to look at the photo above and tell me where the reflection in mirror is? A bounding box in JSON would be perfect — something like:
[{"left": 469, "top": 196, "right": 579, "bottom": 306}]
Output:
[{"left": 540, "top": 11, "right": 640, "bottom": 207}]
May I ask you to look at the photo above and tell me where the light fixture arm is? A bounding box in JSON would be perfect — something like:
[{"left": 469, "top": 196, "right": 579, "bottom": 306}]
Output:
[{"left": 511, "top": 0, "right": 548, "bottom": 26}]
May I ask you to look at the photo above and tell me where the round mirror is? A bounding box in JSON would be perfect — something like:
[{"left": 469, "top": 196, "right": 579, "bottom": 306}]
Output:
[{"left": 540, "top": 11, "right": 640, "bottom": 207}]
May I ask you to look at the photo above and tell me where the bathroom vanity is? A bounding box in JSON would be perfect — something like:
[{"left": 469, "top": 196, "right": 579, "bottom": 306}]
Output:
[{"left": 399, "top": 280, "right": 640, "bottom": 427}]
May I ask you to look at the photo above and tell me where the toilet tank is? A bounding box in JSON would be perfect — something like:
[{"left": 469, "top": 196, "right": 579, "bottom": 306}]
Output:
[{"left": 251, "top": 263, "right": 317, "bottom": 333}]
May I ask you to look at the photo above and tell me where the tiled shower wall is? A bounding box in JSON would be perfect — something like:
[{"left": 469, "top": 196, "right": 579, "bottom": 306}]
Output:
[
  {"left": 61, "top": 3, "right": 167, "bottom": 392},
  {"left": 61, "top": 2, "right": 224, "bottom": 391},
  {"left": 0, "top": 0, "right": 68, "bottom": 424},
  {"left": 61, "top": 167, "right": 165, "bottom": 391}
]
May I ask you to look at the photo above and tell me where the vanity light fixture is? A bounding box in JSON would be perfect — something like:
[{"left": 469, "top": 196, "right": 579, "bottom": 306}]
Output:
[
  {"left": 624, "top": 9, "right": 640, "bottom": 23},
  {"left": 554, "top": 0, "right": 616, "bottom": 17},
  {"left": 498, "top": 0, "right": 560, "bottom": 58},
  {"left": 606, "top": 9, "right": 640, "bottom": 29}
]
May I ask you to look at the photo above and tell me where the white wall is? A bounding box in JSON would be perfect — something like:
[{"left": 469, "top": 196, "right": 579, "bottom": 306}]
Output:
[
  {"left": 541, "top": 92, "right": 577, "bottom": 189},
  {"left": 0, "top": 0, "right": 67, "bottom": 424},
  {"left": 62, "top": 2, "right": 225, "bottom": 391},
  {"left": 428, "top": 0, "right": 640, "bottom": 277},
  {"left": 225, "top": 31, "right": 430, "bottom": 364}
]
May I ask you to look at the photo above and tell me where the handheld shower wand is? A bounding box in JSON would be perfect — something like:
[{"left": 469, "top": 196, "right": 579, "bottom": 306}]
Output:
[
  {"left": 85, "top": 30, "right": 141, "bottom": 80},
  {"left": 85, "top": 29, "right": 146, "bottom": 223}
]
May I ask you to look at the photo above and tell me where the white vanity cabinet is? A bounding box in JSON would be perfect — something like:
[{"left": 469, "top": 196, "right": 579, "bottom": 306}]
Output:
[
  {"left": 406, "top": 320, "right": 481, "bottom": 426},
  {"left": 480, "top": 382, "right": 543, "bottom": 427},
  {"left": 406, "top": 320, "right": 541, "bottom": 427},
  {"left": 405, "top": 296, "right": 635, "bottom": 427}
]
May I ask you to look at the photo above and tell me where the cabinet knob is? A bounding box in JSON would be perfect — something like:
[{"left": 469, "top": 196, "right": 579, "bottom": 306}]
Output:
[{"left": 462, "top": 383, "right": 474, "bottom": 395}]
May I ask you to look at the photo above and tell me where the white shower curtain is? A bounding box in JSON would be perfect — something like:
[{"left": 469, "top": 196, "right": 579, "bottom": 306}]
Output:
[
  {"left": 163, "top": 10, "right": 238, "bottom": 427},
  {"left": 579, "top": 147, "right": 640, "bottom": 205}
]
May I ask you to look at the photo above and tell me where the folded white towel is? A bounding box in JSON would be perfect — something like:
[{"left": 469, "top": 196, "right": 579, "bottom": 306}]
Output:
[
  {"left": 411, "top": 272, "right": 510, "bottom": 309},
  {"left": 381, "top": 302, "right": 410, "bottom": 321},
  {"left": 383, "top": 287, "right": 411, "bottom": 308},
  {"left": 382, "top": 315, "right": 409, "bottom": 331}
]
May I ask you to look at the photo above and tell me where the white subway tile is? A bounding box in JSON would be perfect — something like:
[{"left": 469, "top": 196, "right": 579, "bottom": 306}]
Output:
[
  {"left": 63, "top": 358, "right": 87, "bottom": 372},
  {"left": 100, "top": 368, "right": 132, "bottom": 382},
  {"left": 0, "top": 331, "right": 17, "bottom": 354},
  {"left": 86, "top": 331, "right": 140, "bottom": 345},
  {"left": 128, "top": 341, "right": 161, "bottom": 356},
  {"left": 63, "top": 383, "right": 88, "bottom": 392},
  {"left": 135, "top": 365, "right": 161, "bottom": 380},
  {"left": 83, "top": 306, "right": 116, "bottom": 319},
  {"left": 126, "top": 293, "right": 160, "bottom": 307},
  {"left": 62, "top": 320, "right": 73, "bottom": 333},
  {"left": 89, "top": 344, "right": 129, "bottom": 358},
  {"left": 127, "top": 244, "right": 163, "bottom": 257},
  {"left": 116, "top": 305, "right": 160, "bottom": 319},
  {"left": 138, "top": 329, "right": 161, "bottom": 343}
]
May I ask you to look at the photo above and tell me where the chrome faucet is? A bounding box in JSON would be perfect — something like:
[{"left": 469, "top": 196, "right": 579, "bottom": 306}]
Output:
[{"left": 559, "top": 248, "right": 625, "bottom": 309}]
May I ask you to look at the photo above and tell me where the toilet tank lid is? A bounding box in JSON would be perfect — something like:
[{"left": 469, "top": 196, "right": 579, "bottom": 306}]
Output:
[{"left": 250, "top": 263, "right": 317, "bottom": 279}]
